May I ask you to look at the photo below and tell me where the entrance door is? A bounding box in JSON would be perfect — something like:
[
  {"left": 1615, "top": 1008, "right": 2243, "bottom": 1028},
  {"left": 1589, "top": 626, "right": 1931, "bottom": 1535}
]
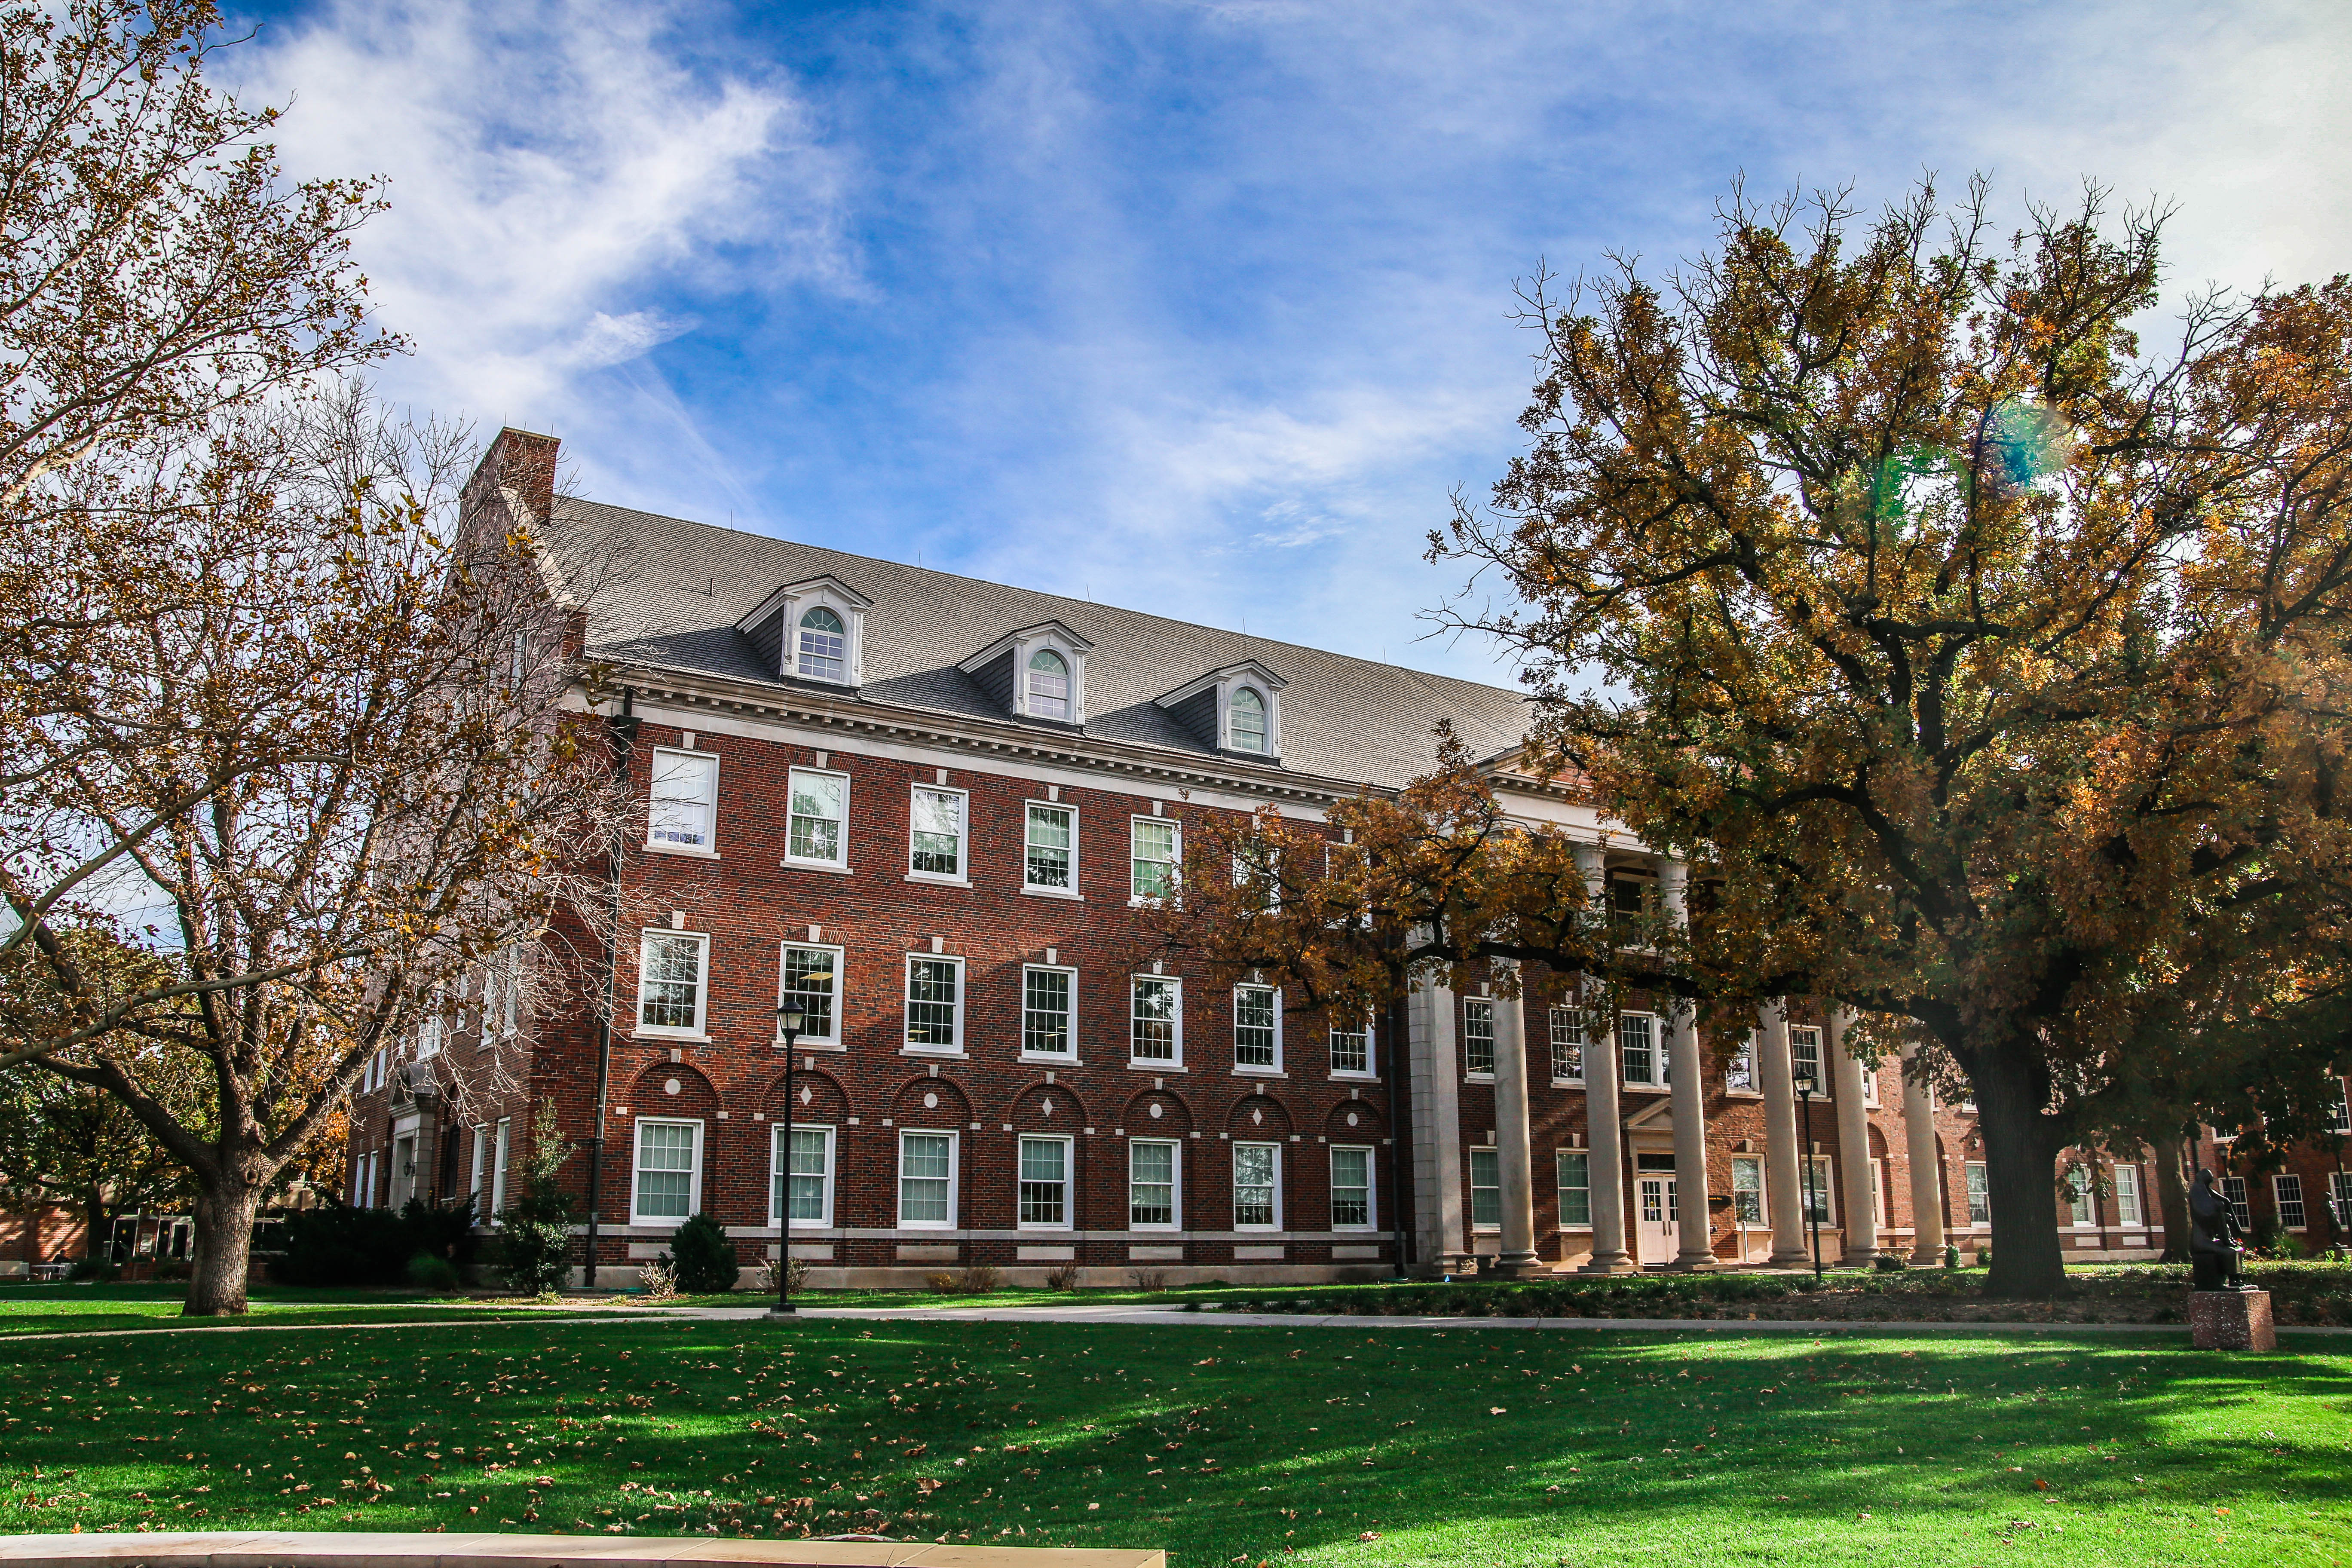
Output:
[{"left": 1635, "top": 1176, "right": 1678, "bottom": 1265}]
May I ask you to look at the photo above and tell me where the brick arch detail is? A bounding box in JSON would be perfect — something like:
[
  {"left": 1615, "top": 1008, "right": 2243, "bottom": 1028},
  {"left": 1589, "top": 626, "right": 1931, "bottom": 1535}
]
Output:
[
  {"left": 1323, "top": 1099, "right": 1384, "bottom": 1140},
  {"left": 891, "top": 1075, "right": 973, "bottom": 1125},
  {"left": 1007, "top": 1078, "right": 1091, "bottom": 1129},
  {"left": 1121, "top": 1088, "right": 1194, "bottom": 1134},
  {"left": 761, "top": 1068, "right": 849, "bottom": 1122},
  {"left": 625, "top": 1061, "right": 717, "bottom": 1118},
  {"left": 1226, "top": 1092, "right": 1292, "bottom": 1138}
]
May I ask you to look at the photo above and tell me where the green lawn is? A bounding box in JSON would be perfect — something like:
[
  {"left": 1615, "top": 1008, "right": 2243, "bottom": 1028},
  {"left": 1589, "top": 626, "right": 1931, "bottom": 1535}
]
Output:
[
  {"left": 0, "top": 1285, "right": 641, "bottom": 1337},
  {"left": 1, "top": 1315, "right": 2343, "bottom": 1565}
]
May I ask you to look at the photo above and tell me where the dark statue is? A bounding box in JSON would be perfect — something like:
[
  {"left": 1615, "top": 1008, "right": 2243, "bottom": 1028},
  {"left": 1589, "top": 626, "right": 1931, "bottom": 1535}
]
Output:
[{"left": 2187, "top": 1168, "right": 2252, "bottom": 1292}]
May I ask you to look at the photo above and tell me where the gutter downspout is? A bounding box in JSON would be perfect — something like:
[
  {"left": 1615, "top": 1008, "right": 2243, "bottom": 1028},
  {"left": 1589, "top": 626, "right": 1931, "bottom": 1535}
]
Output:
[
  {"left": 1387, "top": 993, "right": 1410, "bottom": 1278},
  {"left": 585, "top": 688, "right": 637, "bottom": 1290}
]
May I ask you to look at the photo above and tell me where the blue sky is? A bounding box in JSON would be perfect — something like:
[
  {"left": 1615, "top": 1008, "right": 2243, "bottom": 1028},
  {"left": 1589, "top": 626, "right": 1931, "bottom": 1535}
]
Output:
[{"left": 220, "top": 0, "right": 2352, "bottom": 688}]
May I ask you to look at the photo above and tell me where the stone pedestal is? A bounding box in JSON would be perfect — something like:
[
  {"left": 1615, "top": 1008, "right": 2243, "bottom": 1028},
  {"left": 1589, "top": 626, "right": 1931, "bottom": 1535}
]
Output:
[{"left": 2187, "top": 1289, "right": 2276, "bottom": 1351}]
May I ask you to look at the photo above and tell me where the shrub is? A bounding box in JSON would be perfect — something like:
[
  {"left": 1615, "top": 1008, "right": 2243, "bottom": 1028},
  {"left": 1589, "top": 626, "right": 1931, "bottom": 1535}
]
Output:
[
  {"left": 1873, "top": 1254, "right": 1908, "bottom": 1272},
  {"left": 926, "top": 1271, "right": 957, "bottom": 1293},
  {"left": 956, "top": 1263, "right": 1002, "bottom": 1294},
  {"left": 1045, "top": 1262, "right": 1081, "bottom": 1291},
  {"left": 1130, "top": 1267, "right": 1170, "bottom": 1292},
  {"left": 405, "top": 1252, "right": 459, "bottom": 1290},
  {"left": 755, "top": 1256, "right": 811, "bottom": 1294},
  {"left": 276, "top": 1197, "right": 476, "bottom": 1287},
  {"left": 67, "top": 1257, "right": 119, "bottom": 1283},
  {"left": 637, "top": 1260, "right": 679, "bottom": 1301},
  {"left": 494, "top": 1100, "right": 575, "bottom": 1294},
  {"left": 668, "top": 1213, "right": 739, "bottom": 1294}
]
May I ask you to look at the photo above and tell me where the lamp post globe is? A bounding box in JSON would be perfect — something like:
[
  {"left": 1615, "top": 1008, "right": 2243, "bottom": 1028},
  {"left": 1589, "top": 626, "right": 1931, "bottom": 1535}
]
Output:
[{"left": 769, "top": 999, "right": 807, "bottom": 1320}]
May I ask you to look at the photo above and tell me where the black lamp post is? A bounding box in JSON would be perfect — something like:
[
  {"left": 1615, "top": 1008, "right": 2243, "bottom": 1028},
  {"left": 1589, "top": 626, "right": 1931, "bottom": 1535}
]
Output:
[
  {"left": 768, "top": 999, "right": 805, "bottom": 1320},
  {"left": 1795, "top": 1070, "right": 1824, "bottom": 1283}
]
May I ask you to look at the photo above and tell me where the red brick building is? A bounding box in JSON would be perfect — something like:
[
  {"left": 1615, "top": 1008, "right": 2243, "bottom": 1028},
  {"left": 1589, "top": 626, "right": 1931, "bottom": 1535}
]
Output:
[{"left": 341, "top": 432, "right": 2349, "bottom": 1285}]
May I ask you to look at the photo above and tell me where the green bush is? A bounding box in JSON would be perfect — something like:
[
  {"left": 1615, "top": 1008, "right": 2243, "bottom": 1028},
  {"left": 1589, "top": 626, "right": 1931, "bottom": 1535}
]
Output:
[
  {"left": 68, "top": 1257, "right": 120, "bottom": 1283},
  {"left": 666, "top": 1213, "right": 738, "bottom": 1294},
  {"left": 405, "top": 1252, "right": 460, "bottom": 1289},
  {"left": 276, "top": 1197, "right": 476, "bottom": 1287},
  {"left": 494, "top": 1100, "right": 576, "bottom": 1295}
]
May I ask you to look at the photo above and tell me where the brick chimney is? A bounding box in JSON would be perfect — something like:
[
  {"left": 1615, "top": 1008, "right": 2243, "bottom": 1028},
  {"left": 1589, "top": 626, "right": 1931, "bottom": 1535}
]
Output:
[{"left": 462, "top": 427, "right": 560, "bottom": 534}]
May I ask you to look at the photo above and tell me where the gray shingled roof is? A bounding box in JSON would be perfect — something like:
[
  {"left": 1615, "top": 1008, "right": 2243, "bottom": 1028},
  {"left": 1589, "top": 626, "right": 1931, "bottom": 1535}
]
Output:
[{"left": 548, "top": 499, "right": 1530, "bottom": 790}]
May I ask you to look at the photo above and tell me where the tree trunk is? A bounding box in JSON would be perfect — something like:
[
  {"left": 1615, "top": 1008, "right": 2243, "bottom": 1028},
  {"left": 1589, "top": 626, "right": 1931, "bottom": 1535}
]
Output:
[
  {"left": 2154, "top": 1139, "right": 2192, "bottom": 1265},
  {"left": 1972, "top": 1051, "right": 2068, "bottom": 1298},
  {"left": 184, "top": 1178, "right": 260, "bottom": 1316}
]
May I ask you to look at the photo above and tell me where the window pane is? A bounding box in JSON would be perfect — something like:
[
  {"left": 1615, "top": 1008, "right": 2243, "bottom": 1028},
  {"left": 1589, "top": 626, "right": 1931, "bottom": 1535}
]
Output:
[
  {"left": 789, "top": 1128, "right": 829, "bottom": 1221},
  {"left": 1130, "top": 1141, "right": 1176, "bottom": 1226},
  {"left": 1731, "top": 1155, "right": 1764, "bottom": 1225},
  {"left": 2222, "top": 1175, "right": 2250, "bottom": 1229},
  {"left": 780, "top": 946, "right": 836, "bottom": 1038},
  {"left": 1724, "top": 1032, "right": 1755, "bottom": 1092},
  {"left": 1548, "top": 1006, "right": 1583, "bottom": 1080},
  {"left": 1329, "top": 1020, "right": 1369, "bottom": 1074},
  {"left": 1234, "top": 1144, "right": 1276, "bottom": 1226},
  {"left": 906, "top": 959, "right": 960, "bottom": 1047},
  {"left": 1019, "top": 1138, "right": 1067, "bottom": 1225},
  {"left": 1790, "top": 1027, "right": 1822, "bottom": 1091},
  {"left": 797, "top": 608, "right": 846, "bottom": 680},
  {"left": 1556, "top": 1151, "right": 1590, "bottom": 1227},
  {"left": 1027, "top": 649, "right": 1070, "bottom": 721},
  {"left": 1802, "top": 1157, "right": 1833, "bottom": 1222},
  {"left": 1235, "top": 985, "right": 1277, "bottom": 1067},
  {"left": 1619, "top": 1014, "right": 1655, "bottom": 1085},
  {"left": 901, "top": 1133, "right": 952, "bottom": 1223},
  {"left": 2113, "top": 1165, "right": 2143, "bottom": 1226},
  {"left": 640, "top": 934, "right": 702, "bottom": 1030},
  {"left": 910, "top": 789, "right": 962, "bottom": 875},
  {"left": 1132, "top": 819, "right": 1177, "bottom": 900},
  {"left": 1131, "top": 977, "right": 1178, "bottom": 1061},
  {"left": 788, "top": 770, "right": 844, "bottom": 861},
  {"left": 2276, "top": 1174, "right": 2306, "bottom": 1229},
  {"left": 636, "top": 1123, "right": 695, "bottom": 1219},
  {"left": 1331, "top": 1147, "right": 1370, "bottom": 1228},
  {"left": 1026, "top": 804, "right": 1073, "bottom": 888},
  {"left": 1229, "top": 687, "right": 1266, "bottom": 752},
  {"left": 1463, "top": 1000, "right": 1495, "bottom": 1076},
  {"left": 1469, "top": 1148, "right": 1501, "bottom": 1229},
  {"left": 1023, "top": 968, "right": 1072, "bottom": 1055},
  {"left": 1965, "top": 1162, "right": 1989, "bottom": 1223},
  {"left": 649, "top": 751, "right": 717, "bottom": 847}
]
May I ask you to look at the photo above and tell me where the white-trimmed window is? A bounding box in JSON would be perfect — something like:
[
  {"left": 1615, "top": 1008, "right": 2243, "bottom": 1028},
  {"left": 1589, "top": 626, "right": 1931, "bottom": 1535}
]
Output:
[
  {"left": 898, "top": 1130, "right": 958, "bottom": 1227},
  {"left": 1026, "top": 649, "right": 1071, "bottom": 721},
  {"left": 1229, "top": 686, "right": 1268, "bottom": 753},
  {"left": 1329, "top": 1015, "right": 1372, "bottom": 1076},
  {"left": 1731, "top": 1154, "right": 1765, "bottom": 1225},
  {"left": 1462, "top": 998, "right": 1496, "bottom": 1077},
  {"left": 908, "top": 786, "right": 967, "bottom": 880},
  {"left": 636, "top": 931, "right": 709, "bottom": 1037},
  {"left": 1548, "top": 1006, "right": 1583, "bottom": 1082},
  {"left": 1025, "top": 802, "right": 1076, "bottom": 891},
  {"left": 1862, "top": 1062, "right": 1882, "bottom": 1107},
  {"left": 1131, "top": 816, "right": 1179, "bottom": 903},
  {"left": 772, "top": 1124, "right": 835, "bottom": 1228},
  {"left": 1725, "top": 1031, "right": 1756, "bottom": 1093},
  {"left": 631, "top": 1118, "right": 702, "bottom": 1225},
  {"left": 1233, "top": 1142, "right": 1280, "bottom": 1228},
  {"left": 1871, "top": 1158, "right": 1890, "bottom": 1226},
  {"left": 904, "top": 955, "right": 965, "bottom": 1052},
  {"left": 2326, "top": 1084, "right": 2351, "bottom": 1134},
  {"left": 1468, "top": 1147, "right": 1501, "bottom": 1231},
  {"left": 797, "top": 606, "right": 848, "bottom": 682},
  {"left": 776, "top": 943, "right": 842, "bottom": 1045},
  {"left": 1618, "top": 1012, "right": 1659, "bottom": 1087},
  {"left": 786, "top": 767, "right": 848, "bottom": 868},
  {"left": 2222, "top": 1175, "right": 2251, "bottom": 1230},
  {"left": 1234, "top": 983, "right": 1280, "bottom": 1070},
  {"left": 648, "top": 747, "right": 719, "bottom": 851},
  {"left": 1331, "top": 1146, "right": 1374, "bottom": 1230},
  {"left": 1022, "top": 965, "right": 1076, "bottom": 1058},
  {"left": 469, "top": 1124, "right": 489, "bottom": 1210},
  {"left": 1130, "top": 975, "right": 1182, "bottom": 1065},
  {"left": 417, "top": 994, "right": 444, "bottom": 1059},
  {"left": 1018, "top": 1136, "right": 1074, "bottom": 1228},
  {"left": 491, "top": 1118, "right": 511, "bottom": 1218},
  {"left": 2065, "top": 1169, "right": 2094, "bottom": 1227},
  {"left": 1965, "top": 1161, "right": 1989, "bottom": 1224},
  {"left": 1801, "top": 1154, "right": 1835, "bottom": 1224},
  {"left": 2274, "top": 1173, "right": 2308, "bottom": 1230},
  {"left": 1556, "top": 1150, "right": 1591, "bottom": 1228},
  {"left": 2331, "top": 1171, "right": 2352, "bottom": 1231},
  {"left": 2113, "top": 1164, "right": 2144, "bottom": 1227},
  {"left": 1130, "top": 1139, "right": 1179, "bottom": 1228},
  {"left": 1789, "top": 1026, "right": 1825, "bottom": 1094}
]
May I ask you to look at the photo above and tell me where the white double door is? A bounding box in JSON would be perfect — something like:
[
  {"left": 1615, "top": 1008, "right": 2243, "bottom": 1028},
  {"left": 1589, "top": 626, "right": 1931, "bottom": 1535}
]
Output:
[{"left": 1635, "top": 1175, "right": 1679, "bottom": 1265}]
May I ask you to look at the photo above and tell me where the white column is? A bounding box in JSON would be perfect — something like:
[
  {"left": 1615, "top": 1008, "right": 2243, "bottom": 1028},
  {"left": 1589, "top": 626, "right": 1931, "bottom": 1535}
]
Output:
[
  {"left": 1574, "top": 843, "right": 1634, "bottom": 1273},
  {"left": 1660, "top": 862, "right": 1715, "bottom": 1269},
  {"left": 1828, "top": 1008, "right": 1879, "bottom": 1263},
  {"left": 1491, "top": 968, "right": 1541, "bottom": 1276},
  {"left": 1901, "top": 1041, "right": 1946, "bottom": 1265},
  {"left": 1406, "top": 965, "right": 1464, "bottom": 1271},
  {"left": 1757, "top": 999, "right": 1810, "bottom": 1266}
]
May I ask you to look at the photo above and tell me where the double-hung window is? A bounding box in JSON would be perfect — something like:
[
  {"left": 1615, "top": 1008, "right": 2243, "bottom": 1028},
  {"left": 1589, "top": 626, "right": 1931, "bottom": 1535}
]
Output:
[
  {"left": 631, "top": 1119, "right": 701, "bottom": 1225},
  {"left": 1330, "top": 1146, "right": 1373, "bottom": 1230},
  {"left": 636, "top": 931, "right": 709, "bottom": 1036},
  {"left": 2066, "top": 1170, "right": 2094, "bottom": 1227},
  {"left": 469, "top": 1124, "right": 489, "bottom": 1209},
  {"left": 1234, "top": 983, "right": 1280, "bottom": 1070},
  {"left": 1026, "top": 649, "right": 1071, "bottom": 720},
  {"left": 1130, "top": 1140, "right": 1179, "bottom": 1228},
  {"left": 1018, "top": 1136, "right": 1073, "bottom": 1228},
  {"left": 648, "top": 748, "right": 719, "bottom": 851},
  {"left": 2327, "top": 1083, "right": 2352, "bottom": 1134},
  {"left": 1548, "top": 1006, "right": 1583, "bottom": 1082},
  {"left": 904, "top": 956, "right": 964, "bottom": 1052},
  {"left": 2222, "top": 1174, "right": 2251, "bottom": 1229},
  {"left": 2112, "top": 1164, "right": 2144, "bottom": 1227},
  {"left": 1025, "top": 803, "right": 1076, "bottom": 891},
  {"left": 1229, "top": 686, "right": 1268, "bottom": 753},
  {"left": 1130, "top": 817, "right": 1179, "bottom": 903},
  {"left": 1556, "top": 1150, "right": 1591, "bottom": 1228},
  {"left": 1724, "top": 1031, "right": 1757, "bottom": 1093},
  {"left": 1468, "top": 1148, "right": 1501, "bottom": 1230},
  {"left": 1965, "top": 1161, "right": 1990, "bottom": 1224},
  {"left": 908, "top": 787, "right": 967, "bottom": 880},
  {"left": 1801, "top": 1155, "right": 1835, "bottom": 1224},
  {"left": 1022, "top": 965, "right": 1076, "bottom": 1058},
  {"left": 796, "top": 606, "right": 847, "bottom": 681},
  {"left": 1462, "top": 998, "right": 1496, "bottom": 1077},
  {"left": 786, "top": 767, "right": 848, "bottom": 868},
  {"left": 1130, "top": 975, "right": 1181, "bottom": 1065},
  {"left": 2331, "top": 1171, "right": 2352, "bottom": 1232},
  {"left": 777, "top": 943, "right": 841, "bottom": 1045},
  {"left": 1618, "top": 1012, "right": 1658, "bottom": 1087},
  {"left": 2274, "top": 1173, "right": 2308, "bottom": 1230},
  {"left": 1329, "top": 1016, "right": 1372, "bottom": 1076},
  {"left": 1789, "top": 1026, "right": 1825, "bottom": 1093},
  {"left": 1233, "top": 1142, "right": 1279, "bottom": 1228},
  {"left": 1731, "top": 1154, "right": 1765, "bottom": 1225},
  {"left": 490, "top": 1118, "right": 511, "bottom": 1217},
  {"left": 772, "top": 1124, "right": 835, "bottom": 1227},
  {"left": 898, "top": 1131, "right": 957, "bottom": 1227}
]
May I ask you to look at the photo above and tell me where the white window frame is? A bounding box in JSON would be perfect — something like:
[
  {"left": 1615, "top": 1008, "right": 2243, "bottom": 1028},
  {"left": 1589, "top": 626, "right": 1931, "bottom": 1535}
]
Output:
[
  {"left": 629, "top": 1117, "right": 704, "bottom": 1227},
  {"left": 1724, "top": 1030, "right": 1758, "bottom": 1094},
  {"left": 1022, "top": 801, "right": 1080, "bottom": 896},
  {"left": 1129, "top": 815, "right": 1181, "bottom": 905},
  {"left": 2273, "top": 1172, "right": 2308, "bottom": 1231},
  {"left": 1330, "top": 1145, "right": 1375, "bottom": 1231},
  {"left": 634, "top": 930, "right": 710, "bottom": 1039},
  {"left": 2221, "top": 1174, "right": 2250, "bottom": 1230},
  {"left": 1548, "top": 1005, "right": 1583, "bottom": 1084},
  {"left": 1233, "top": 982, "right": 1282, "bottom": 1073},
  {"left": 796, "top": 604, "right": 850, "bottom": 683},
  {"left": 469, "top": 1124, "right": 489, "bottom": 1210},
  {"left": 770, "top": 1123, "right": 836, "bottom": 1229},
  {"left": 1130, "top": 974, "right": 1183, "bottom": 1067},
  {"left": 1017, "top": 1134, "right": 1076, "bottom": 1230},
  {"left": 785, "top": 766, "right": 851, "bottom": 870},
  {"left": 646, "top": 746, "right": 720, "bottom": 854},
  {"left": 1468, "top": 1147, "right": 1501, "bottom": 1231},
  {"left": 1964, "top": 1160, "right": 1990, "bottom": 1225},
  {"left": 1862, "top": 1062, "right": 1882, "bottom": 1108},
  {"left": 1801, "top": 1153, "right": 1836, "bottom": 1225},
  {"left": 1129, "top": 1138, "right": 1181, "bottom": 1230},
  {"left": 1730, "top": 1153, "right": 1766, "bottom": 1228},
  {"left": 1618, "top": 1011, "right": 1660, "bottom": 1088},
  {"left": 903, "top": 953, "right": 966, "bottom": 1055},
  {"left": 776, "top": 942, "right": 845, "bottom": 1047},
  {"left": 1556, "top": 1148, "right": 1592, "bottom": 1229},
  {"left": 1871, "top": 1158, "right": 1891, "bottom": 1227},
  {"left": 2065, "top": 1169, "right": 2095, "bottom": 1228},
  {"left": 1227, "top": 684, "right": 1270, "bottom": 754},
  {"left": 490, "top": 1118, "right": 511, "bottom": 1219},
  {"left": 2112, "top": 1163, "right": 2144, "bottom": 1227},
  {"left": 1232, "top": 1140, "right": 1282, "bottom": 1230},
  {"left": 1020, "top": 964, "right": 1078, "bottom": 1060},
  {"left": 2331, "top": 1170, "right": 2352, "bottom": 1231},
  {"left": 897, "top": 1129, "right": 960, "bottom": 1229},
  {"left": 906, "top": 784, "right": 969, "bottom": 884},
  {"left": 1789, "top": 1026, "right": 1826, "bottom": 1096},
  {"left": 1462, "top": 998, "right": 1496, "bottom": 1078},
  {"left": 1025, "top": 646, "right": 1074, "bottom": 722},
  {"left": 1329, "top": 1014, "right": 1374, "bottom": 1078}
]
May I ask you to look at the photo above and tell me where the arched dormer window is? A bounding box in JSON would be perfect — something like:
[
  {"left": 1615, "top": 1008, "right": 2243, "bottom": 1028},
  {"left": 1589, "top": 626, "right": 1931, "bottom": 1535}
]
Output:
[
  {"left": 798, "top": 606, "right": 846, "bottom": 682},
  {"left": 1027, "top": 649, "right": 1070, "bottom": 721},
  {"left": 1229, "top": 686, "right": 1267, "bottom": 753}
]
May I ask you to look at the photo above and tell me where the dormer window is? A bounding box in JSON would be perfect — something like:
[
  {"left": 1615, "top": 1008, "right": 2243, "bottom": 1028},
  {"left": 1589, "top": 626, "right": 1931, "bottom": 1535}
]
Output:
[
  {"left": 1154, "top": 659, "right": 1288, "bottom": 763},
  {"left": 797, "top": 607, "right": 847, "bottom": 681},
  {"left": 1027, "top": 649, "right": 1070, "bottom": 721},
  {"left": 1229, "top": 686, "right": 1267, "bottom": 753}
]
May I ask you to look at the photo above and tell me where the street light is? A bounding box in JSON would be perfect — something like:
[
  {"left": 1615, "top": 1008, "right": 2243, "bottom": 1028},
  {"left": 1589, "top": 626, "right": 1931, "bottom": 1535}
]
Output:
[
  {"left": 1794, "top": 1069, "right": 1824, "bottom": 1284},
  {"left": 769, "top": 996, "right": 809, "bottom": 1320}
]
